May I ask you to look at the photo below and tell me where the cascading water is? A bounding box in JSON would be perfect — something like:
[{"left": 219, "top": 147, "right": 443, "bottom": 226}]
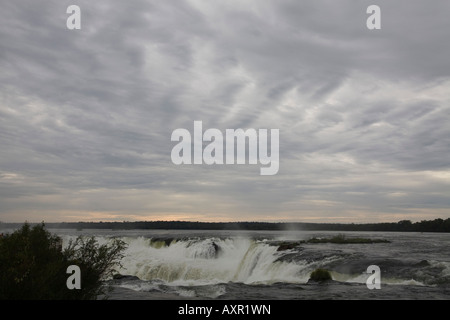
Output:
[
  {"left": 115, "top": 236, "right": 311, "bottom": 285},
  {"left": 57, "top": 230, "right": 450, "bottom": 299}
]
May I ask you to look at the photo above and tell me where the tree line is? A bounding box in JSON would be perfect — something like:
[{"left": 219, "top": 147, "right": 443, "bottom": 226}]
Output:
[{"left": 2, "top": 218, "right": 450, "bottom": 232}]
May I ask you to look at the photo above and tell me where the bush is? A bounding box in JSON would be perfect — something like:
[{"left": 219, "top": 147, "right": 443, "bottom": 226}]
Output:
[
  {"left": 309, "top": 268, "right": 332, "bottom": 282},
  {"left": 0, "top": 222, "right": 127, "bottom": 300},
  {"left": 63, "top": 234, "right": 127, "bottom": 299}
]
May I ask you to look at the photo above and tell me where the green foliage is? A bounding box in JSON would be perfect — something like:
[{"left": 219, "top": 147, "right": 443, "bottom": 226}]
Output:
[
  {"left": 0, "top": 222, "right": 127, "bottom": 300},
  {"left": 63, "top": 235, "right": 127, "bottom": 299},
  {"left": 309, "top": 268, "right": 332, "bottom": 282},
  {"left": 0, "top": 222, "right": 67, "bottom": 299}
]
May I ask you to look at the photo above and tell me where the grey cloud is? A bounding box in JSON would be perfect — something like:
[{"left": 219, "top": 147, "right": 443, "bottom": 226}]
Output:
[{"left": 0, "top": 0, "right": 449, "bottom": 222}]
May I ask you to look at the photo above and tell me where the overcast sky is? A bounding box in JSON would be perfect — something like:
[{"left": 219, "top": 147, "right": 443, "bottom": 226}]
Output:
[{"left": 1, "top": 0, "right": 449, "bottom": 223}]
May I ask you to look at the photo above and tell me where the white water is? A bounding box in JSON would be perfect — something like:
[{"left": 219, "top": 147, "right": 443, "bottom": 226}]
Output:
[
  {"left": 56, "top": 230, "right": 450, "bottom": 293},
  {"left": 111, "top": 236, "right": 312, "bottom": 285}
]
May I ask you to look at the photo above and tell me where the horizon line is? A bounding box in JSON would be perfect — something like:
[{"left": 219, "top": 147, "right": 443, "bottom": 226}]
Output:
[{"left": 1, "top": 218, "right": 448, "bottom": 225}]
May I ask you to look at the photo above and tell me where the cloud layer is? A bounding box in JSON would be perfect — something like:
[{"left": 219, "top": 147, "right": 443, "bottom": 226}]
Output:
[{"left": 1, "top": 0, "right": 449, "bottom": 222}]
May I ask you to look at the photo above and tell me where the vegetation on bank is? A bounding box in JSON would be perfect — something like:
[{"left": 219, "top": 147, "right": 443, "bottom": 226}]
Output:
[
  {"left": 0, "top": 223, "right": 127, "bottom": 300},
  {"left": 276, "top": 235, "right": 390, "bottom": 251},
  {"left": 303, "top": 234, "right": 390, "bottom": 244},
  {"left": 2, "top": 218, "right": 449, "bottom": 232}
]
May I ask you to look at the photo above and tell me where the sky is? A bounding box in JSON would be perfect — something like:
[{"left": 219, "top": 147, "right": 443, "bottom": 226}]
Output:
[{"left": 0, "top": 0, "right": 449, "bottom": 223}]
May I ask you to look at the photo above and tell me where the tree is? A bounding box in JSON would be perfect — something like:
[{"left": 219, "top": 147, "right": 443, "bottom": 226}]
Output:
[
  {"left": 62, "top": 234, "right": 127, "bottom": 299},
  {"left": 397, "top": 220, "right": 413, "bottom": 231},
  {"left": 0, "top": 222, "right": 127, "bottom": 300}
]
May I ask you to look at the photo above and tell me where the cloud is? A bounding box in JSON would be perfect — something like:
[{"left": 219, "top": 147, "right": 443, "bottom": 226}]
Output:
[{"left": 0, "top": 0, "right": 449, "bottom": 223}]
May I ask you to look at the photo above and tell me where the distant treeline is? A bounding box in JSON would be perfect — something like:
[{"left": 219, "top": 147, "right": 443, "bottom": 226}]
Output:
[{"left": 1, "top": 218, "right": 450, "bottom": 232}]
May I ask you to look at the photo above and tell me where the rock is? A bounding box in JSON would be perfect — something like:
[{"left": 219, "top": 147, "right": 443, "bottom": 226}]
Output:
[
  {"left": 415, "top": 260, "right": 430, "bottom": 267},
  {"left": 308, "top": 268, "right": 332, "bottom": 282},
  {"left": 277, "top": 242, "right": 298, "bottom": 251},
  {"left": 212, "top": 241, "right": 221, "bottom": 258},
  {"left": 112, "top": 274, "right": 140, "bottom": 281}
]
